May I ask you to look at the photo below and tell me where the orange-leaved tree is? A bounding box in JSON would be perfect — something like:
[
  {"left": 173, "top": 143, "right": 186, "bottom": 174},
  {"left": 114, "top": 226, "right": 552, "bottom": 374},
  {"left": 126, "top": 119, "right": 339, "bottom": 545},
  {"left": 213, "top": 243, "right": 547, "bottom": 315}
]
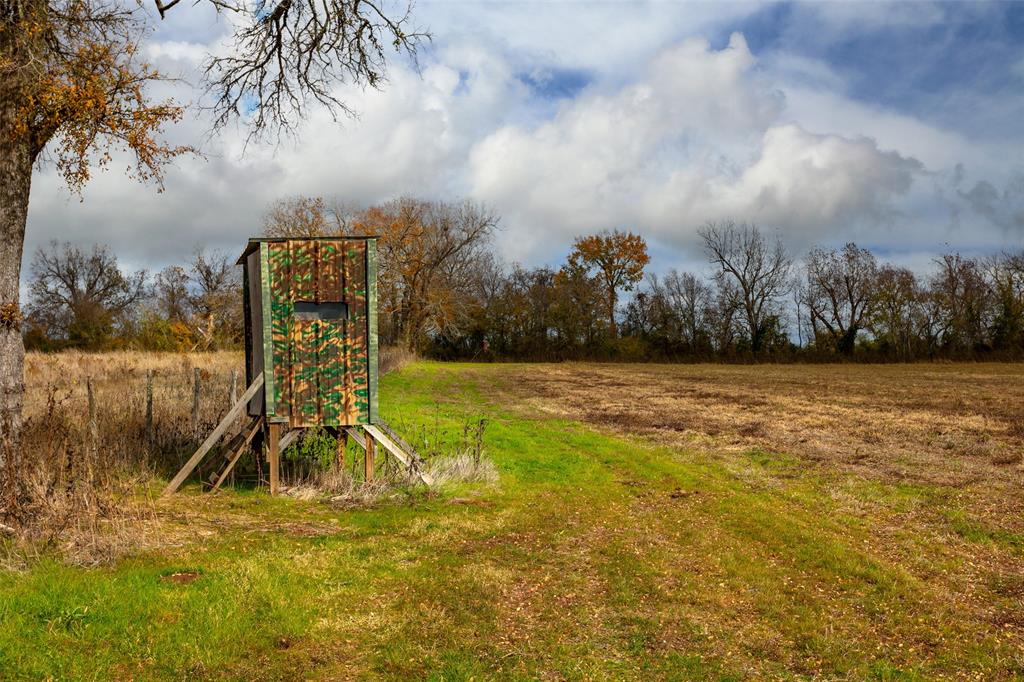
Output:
[
  {"left": 352, "top": 198, "right": 497, "bottom": 351},
  {"left": 0, "top": 0, "right": 424, "bottom": 515},
  {"left": 566, "top": 230, "right": 650, "bottom": 337}
]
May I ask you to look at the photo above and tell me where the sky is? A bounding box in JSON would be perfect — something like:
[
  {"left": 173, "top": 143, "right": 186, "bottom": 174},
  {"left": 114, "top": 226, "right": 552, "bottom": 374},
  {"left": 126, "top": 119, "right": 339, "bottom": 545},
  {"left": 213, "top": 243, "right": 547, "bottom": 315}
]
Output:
[{"left": 24, "top": 0, "right": 1024, "bottom": 280}]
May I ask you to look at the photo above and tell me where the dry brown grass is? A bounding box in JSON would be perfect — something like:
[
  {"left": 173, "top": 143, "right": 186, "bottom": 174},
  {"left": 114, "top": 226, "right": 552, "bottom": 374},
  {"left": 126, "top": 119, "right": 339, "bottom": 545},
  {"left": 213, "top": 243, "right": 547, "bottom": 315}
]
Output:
[
  {"left": 22, "top": 350, "right": 245, "bottom": 471},
  {"left": 8, "top": 350, "right": 482, "bottom": 565},
  {"left": 426, "top": 452, "right": 500, "bottom": 485},
  {"left": 284, "top": 470, "right": 391, "bottom": 504},
  {"left": 8, "top": 351, "right": 244, "bottom": 565},
  {"left": 378, "top": 345, "right": 416, "bottom": 376}
]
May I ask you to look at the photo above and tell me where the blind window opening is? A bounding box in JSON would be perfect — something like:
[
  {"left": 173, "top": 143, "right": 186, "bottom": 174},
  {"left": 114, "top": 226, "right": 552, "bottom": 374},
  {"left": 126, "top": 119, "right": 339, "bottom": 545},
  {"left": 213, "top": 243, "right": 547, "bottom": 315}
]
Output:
[{"left": 293, "top": 301, "right": 349, "bottom": 321}]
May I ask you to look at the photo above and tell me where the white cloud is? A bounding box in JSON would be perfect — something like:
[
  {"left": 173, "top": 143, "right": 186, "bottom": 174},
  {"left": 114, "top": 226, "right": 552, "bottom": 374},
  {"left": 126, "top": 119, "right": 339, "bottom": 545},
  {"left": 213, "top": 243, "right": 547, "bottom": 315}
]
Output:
[
  {"left": 469, "top": 34, "right": 925, "bottom": 260},
  {"left": 22, "top": 3, "right": 1024, "bottom": 281},
  {"left": 145, "top": 40, "right": 208, "bottom": 65},
  {"left": 416, "top": 0, "right": 760, "bottom": 78},
  {"left": 778, "top": 84, "right": 982, "bottom": 171},
  {"left": 718, "top": 125, "right": 922, "bottom": 230}
]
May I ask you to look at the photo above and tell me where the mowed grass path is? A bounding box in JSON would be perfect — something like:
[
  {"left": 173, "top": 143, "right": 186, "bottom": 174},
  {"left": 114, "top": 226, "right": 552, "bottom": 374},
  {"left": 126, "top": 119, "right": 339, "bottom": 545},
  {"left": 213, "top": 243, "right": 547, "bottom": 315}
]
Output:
[{"left": 1, "top": 362, "right": 1022, "bottom": 680}]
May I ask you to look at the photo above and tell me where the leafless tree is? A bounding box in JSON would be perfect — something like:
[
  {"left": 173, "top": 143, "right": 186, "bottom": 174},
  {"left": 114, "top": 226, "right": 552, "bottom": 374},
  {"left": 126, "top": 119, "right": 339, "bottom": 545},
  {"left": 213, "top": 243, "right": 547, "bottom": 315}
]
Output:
[
  {"left": 262, "top": 195, "right": 357, "bottom": 238},
  {"left": 801, "top": 243, "right": 879, "bottom": 355},
  {"left": 153, "top": 265, "right": 191, "bottom": 322},
  {"left": 198, "top": 0, "right": 428, "bottom": 140},
  {"left": 707, "top": 281, "right": 741, "bottom": 355},
  {"left": 870, "top": 265, "right": 923, "bottom": 360},
  {"left": 699, "top": 221, "right": 791, "bottom": 354},
  {"left": 189, "top": 250, "right": 242, "bottom": 350},
  {"left": 661, "top": 270, "right": 713, "bottom": 352},
  {"left": 26, "top": 241, "right": 146, "bottom": 347},
  {"left": 791, "top": 274, "right": 806, "bottom": 349},
  {"left": 930, "top": 253, "right": 992, "bottom": 352}
]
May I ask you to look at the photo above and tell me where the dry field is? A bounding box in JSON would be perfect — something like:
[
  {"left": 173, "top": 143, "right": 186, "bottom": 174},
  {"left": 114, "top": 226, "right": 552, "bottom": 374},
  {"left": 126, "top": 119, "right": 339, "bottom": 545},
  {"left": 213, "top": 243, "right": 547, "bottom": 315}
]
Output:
[
  {"left": 497, "top": 362, "right": 1024, "bottom": 516},
  {"left": 21, "top": 350, "right": 245, "bottom": 482},
  {"left": 20, "top": 347, "right": 412, "bottom": 481},
  {"left": 487, "top": 362, "right": 1024, "bottom": 662},
  {"left": 3, "top": 356, "right": 1024, "bottom": 679}
]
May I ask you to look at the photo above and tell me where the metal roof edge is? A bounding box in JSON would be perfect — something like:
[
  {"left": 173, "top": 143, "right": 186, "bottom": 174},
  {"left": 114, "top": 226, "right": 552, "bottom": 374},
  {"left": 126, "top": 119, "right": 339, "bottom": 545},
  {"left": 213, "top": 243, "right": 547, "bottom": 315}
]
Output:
[{"left": 236, "top": 236, "right": 380, "bottom": 264}]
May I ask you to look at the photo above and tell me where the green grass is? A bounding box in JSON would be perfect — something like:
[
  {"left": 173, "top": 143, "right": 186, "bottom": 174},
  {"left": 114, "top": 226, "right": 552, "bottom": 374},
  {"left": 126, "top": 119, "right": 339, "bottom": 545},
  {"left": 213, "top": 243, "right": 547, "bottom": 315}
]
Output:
[{"left": 0, "top": 362, "right": 1021, "bottom": 680}]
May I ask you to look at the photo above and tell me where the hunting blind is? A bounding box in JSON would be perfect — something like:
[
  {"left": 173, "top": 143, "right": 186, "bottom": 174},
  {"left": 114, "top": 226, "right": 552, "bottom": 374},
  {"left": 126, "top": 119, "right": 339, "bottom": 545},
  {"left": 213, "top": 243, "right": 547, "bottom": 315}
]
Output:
[{"left": 163, "top": 237, "right": 432, "bottom": 497}]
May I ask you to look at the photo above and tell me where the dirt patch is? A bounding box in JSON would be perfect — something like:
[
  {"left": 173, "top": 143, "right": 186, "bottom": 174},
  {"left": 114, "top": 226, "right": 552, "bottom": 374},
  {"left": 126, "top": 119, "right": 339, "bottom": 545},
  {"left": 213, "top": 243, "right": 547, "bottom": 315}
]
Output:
[{"left": 161, "top": 571, "right": 201, "bottom": 584}]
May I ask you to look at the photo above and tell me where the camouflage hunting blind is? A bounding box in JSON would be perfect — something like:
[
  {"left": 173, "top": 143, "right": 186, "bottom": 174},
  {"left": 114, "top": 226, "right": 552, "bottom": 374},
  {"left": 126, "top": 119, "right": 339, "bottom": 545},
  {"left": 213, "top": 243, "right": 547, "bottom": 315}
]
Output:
[
  {"left": 163, "top": 236, "right": 429, "bottom": 497},
  {"left": 238, "top": 237, "right": 379, "bottom": 428}
]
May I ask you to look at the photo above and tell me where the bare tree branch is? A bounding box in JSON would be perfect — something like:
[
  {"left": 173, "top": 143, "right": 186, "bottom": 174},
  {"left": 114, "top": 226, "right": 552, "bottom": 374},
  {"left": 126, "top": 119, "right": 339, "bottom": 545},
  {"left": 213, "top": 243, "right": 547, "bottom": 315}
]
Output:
[{"left": 149, "top": 0, "right": 430, "bottom": 142}]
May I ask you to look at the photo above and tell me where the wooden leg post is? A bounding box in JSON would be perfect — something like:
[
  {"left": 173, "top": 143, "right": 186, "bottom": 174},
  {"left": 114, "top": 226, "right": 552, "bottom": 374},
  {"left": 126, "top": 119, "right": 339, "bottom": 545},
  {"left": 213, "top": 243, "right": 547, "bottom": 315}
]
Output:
[
  {"left": 191, "top": 367, "right": 201, "bottom": 436},
  {"left": 364, "top": 429, "right": 375, "bottom": 482},
  {"left": 268, "top": 422, "right": 281, "bottom": 495}
]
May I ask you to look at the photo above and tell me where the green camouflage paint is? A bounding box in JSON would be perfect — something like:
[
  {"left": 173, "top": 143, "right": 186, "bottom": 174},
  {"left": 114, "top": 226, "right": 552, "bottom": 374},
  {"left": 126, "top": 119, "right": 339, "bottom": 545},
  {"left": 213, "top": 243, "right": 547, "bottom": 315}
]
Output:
[
  {"left": 268, "top": 241, "right": 293, "bottom": 419},
  {"left": 290, "top": 240, "right": 318, "bottom": 423},
  {"left": 317, "top": 241, "right": 345, "bottom": 423},
  {"left": 260, "top": 238, "right": 374, "bottom": 427}
]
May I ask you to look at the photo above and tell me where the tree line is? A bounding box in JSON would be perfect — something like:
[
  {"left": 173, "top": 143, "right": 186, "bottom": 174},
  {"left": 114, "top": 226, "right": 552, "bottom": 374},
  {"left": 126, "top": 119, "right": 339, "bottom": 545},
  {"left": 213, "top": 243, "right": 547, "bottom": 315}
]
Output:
[
  {"left": 23, "top": 243, "right": 244, "bottom": 352},
  {"left": 22, "top": 197, "right": 1024, "bottom": 362}
]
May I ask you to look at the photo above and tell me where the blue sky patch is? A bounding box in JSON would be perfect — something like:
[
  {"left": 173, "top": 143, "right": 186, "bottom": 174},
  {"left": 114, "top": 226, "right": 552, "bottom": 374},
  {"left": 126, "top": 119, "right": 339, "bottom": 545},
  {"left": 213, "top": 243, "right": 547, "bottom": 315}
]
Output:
[
  {"left": 517, "top": 67, "right": 591, "bottom": 100},
  {"left": 725, "top": 1, "right": 1024, "bottom": 133}
]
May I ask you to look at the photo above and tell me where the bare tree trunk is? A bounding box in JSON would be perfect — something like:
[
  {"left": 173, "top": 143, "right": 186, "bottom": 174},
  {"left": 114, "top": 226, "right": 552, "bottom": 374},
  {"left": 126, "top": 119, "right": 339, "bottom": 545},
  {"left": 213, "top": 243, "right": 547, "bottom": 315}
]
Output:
[
  {"left": 607, "top": 290, "right": 617, "bottom": 339},
  {"left": 0, "top": 92, "right": 32, "bottom": 516},
  {"left": 750, "top": 326, "right": 764, "bottom": 355},
  {"left": 838, "top": 328, "right": 858, "bottom": 356},
  {"left": 747, "top": 306, "right": 763, "bottom": 355}
]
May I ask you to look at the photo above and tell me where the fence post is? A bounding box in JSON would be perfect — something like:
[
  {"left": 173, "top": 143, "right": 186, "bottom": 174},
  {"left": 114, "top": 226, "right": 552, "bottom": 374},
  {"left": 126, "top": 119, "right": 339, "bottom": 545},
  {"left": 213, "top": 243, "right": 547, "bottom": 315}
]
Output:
[
  {"left": 191, "top": 367, "right": 201, "bottom": 436},
  {"left": 145, "top": 370, "right": 154, "bottom": 448},
  {"left": 87, "top": 376, "right": 98, "bottom": 486},
  {"left": 230, "top": 369, "right": 240, "bottom": 422}
]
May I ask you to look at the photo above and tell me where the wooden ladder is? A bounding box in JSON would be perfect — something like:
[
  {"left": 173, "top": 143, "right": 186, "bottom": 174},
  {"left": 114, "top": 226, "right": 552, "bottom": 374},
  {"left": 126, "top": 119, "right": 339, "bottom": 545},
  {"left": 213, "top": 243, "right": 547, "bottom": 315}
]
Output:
[
  {"left": 206, "top": 417, "right": 262, "bottom": 492},
  {"left": 163, "top": 373, "right": 264, "bottom": 496}
]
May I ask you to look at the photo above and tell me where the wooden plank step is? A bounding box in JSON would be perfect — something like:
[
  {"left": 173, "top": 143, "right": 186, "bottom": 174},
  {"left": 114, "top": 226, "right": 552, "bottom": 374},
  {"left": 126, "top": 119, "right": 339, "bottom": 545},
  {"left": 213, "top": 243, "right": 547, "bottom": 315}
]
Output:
[
  {"left": 210, "top": 417, "right": 262, "bottom": 493},
  {"left": 375, "top": 419, "right": 426, "bottom": 468},
  {"left": 278, "top": 429, "right": 301, "bottom": 452},
  {"left": 343, "top": 426, "right": 367, "bottom": 451},
  {"left": 363, "top": 424, "right": 434, "bottom": 486}
]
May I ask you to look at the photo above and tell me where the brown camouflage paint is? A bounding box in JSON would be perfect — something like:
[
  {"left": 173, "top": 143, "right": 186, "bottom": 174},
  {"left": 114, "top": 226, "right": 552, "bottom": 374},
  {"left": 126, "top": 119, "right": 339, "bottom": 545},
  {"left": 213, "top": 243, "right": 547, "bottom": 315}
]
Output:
[{"left": 261, "top": 238, "right": 374, "bottom": 426}]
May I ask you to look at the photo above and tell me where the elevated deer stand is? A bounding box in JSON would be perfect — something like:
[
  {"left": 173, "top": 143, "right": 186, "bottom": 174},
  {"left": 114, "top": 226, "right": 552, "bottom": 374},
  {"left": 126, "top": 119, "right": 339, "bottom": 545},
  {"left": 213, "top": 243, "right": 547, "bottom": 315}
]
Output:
[{"left": 163, "top": 237, "right": 432, "bottom": 497}]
